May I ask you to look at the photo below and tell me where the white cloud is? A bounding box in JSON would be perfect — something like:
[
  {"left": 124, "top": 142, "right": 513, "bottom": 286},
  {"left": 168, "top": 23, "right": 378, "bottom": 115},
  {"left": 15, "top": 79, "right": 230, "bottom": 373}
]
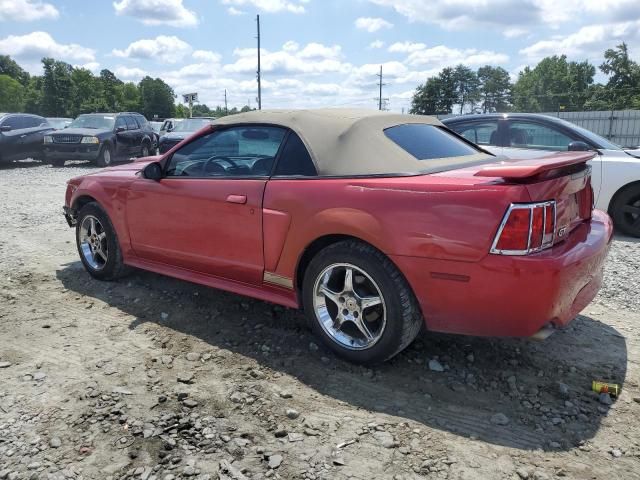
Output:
[
  {"left": 519, "top": 21, "right": 640, "bottom": 61},
  {"left": 77, "top": 62, "right": 101, "bottom": 73},
  {"left": 114, "top": 66, "right": 148, "bottom": 79},
  {"left": 355, "top": 17, "right": 393, "bottom": 32},
  {"left": 369, "top": 40, "right": 385, "bottom": 49},
  {"left": 112, "top": 35, "right": 192, "bottom": 63},
  {"left": 388, "top": 41, "right": 425, "bottom": 53},
  {"left": 221, "top": 0, "right": 308, "bottom": 14},
  {"left": 0, "top": 0, "right": 59, "bottom": 21},
  {"left": 405, "top": 45, "right": 509, "bottom": 68},
  {"left": 113, "top": 0, "right": 198, "bottom": 27},
  {"left": 223, "top": 41, "right": 349, "bottom": 75},
  {"left": 227, "top": 6, "right": 244, "bottom": 15},
  {"left": 0, "top": 31, "right": 95, "bottom": 66},
  {"left": 192, "top": 49, "right": 222, "bottom": 62},
  {"left": 503, "top": 27, "right": 528, "bottom": 38},
  {"left": 368, "top": 0, "right": 640, "bottom": 29}
]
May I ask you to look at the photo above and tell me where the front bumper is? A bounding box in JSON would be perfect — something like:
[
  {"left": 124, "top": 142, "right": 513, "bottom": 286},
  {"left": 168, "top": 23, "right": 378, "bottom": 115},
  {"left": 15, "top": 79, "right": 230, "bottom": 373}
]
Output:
[
  {"left": 392, "top": 209, "right": 613, "bottom": 338},
  {"left": 44, "top": 144, "right": 101, "bottom": 161}
]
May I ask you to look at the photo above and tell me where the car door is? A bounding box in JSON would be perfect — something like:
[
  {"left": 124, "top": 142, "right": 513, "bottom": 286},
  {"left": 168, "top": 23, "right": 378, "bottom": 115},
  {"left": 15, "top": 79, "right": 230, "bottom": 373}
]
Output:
[
  {"left": 125, "top": 116, "right": 142, "bottom": 155},
  {"left": 0, "top": 115, "right": 27, "bottom": 160},
  {"left": 503, "top": 119, "right": 602, "bottom": 202},
  {"left": 446, "top": 119, "right": 503, "bottom": 156},
  {"left": 113, "top": 116, "right": 130, "bottom": 158},
  {"left": 125, "top": 125, "right": 287, "bottom": 284},
  {"left": 20, "top": 116, "right": 50, "bottom": 159}
]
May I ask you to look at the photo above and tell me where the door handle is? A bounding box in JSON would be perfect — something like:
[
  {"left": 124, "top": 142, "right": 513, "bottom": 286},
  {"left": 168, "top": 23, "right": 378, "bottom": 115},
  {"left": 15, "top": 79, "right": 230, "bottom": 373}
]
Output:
[{"left": 226, "top": 194, "right": 247, "bottom": 204}]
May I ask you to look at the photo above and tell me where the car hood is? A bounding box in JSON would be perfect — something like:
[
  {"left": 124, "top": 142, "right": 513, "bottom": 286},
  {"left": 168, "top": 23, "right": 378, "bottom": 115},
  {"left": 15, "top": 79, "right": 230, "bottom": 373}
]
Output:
[
  {"left": 52, "top": 127, "right": 110, "bottom": 136},
  {"left": 624, "top": 148, "right": 640, "bottom": 159}
]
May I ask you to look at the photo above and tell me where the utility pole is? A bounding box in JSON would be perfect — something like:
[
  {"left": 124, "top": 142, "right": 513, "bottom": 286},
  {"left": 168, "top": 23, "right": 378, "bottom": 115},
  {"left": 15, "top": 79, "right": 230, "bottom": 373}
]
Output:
[
  {"left": 377, "top": 65, "right": 383, "bottom": 110},
  {"left": 256, "top": 14, "right": 262, "bottom": 110},
  {"left": 224, "top": 89, "right": 228, "bottom": 115}
]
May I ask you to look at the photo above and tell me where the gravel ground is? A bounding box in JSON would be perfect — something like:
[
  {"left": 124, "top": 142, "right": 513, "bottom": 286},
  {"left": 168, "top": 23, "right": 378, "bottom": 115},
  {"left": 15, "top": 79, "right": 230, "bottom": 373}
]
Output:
[{"left": 1, "top": 160, "right": 639, "bottom": 480}]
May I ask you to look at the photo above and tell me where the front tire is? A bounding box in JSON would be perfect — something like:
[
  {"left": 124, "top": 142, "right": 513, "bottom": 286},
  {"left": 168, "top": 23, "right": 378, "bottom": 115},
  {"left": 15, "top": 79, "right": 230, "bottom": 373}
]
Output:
[
  {"left": 302, "top": 240, "right": 422, "bottom": 365},
  {"left": 96, "top": 144, "right": 113, "bottom": 167},
  {"left": 140, "top": 142, "right": 150, "bottom": 158},
  {"left": 49, "top": 157, "right": 66, "bottom": 167},
  {"left": 610, "top": 185, "right": 640, "bottom": 237},
  {"left": 76, "top": 202, "right": 130, "bottom": 280}
]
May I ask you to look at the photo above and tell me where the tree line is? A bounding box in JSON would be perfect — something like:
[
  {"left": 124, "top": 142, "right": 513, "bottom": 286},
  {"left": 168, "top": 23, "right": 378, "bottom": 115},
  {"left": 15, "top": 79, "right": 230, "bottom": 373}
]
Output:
[
  {"left": 0, "top": 56, "right": 251, "bottom": 120},
  {"left": 410, "top": 43, "right": 640, "bottom": 115}
]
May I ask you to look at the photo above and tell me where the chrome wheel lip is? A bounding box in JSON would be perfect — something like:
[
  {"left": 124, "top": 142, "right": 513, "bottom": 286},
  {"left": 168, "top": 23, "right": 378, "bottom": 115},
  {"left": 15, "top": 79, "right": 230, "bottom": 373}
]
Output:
[
  {"left": 78, "top": 215, "right": 108, "bottom": 271},
  {"left": 312, "top": 262, "right": 386, "bottom": 351}
]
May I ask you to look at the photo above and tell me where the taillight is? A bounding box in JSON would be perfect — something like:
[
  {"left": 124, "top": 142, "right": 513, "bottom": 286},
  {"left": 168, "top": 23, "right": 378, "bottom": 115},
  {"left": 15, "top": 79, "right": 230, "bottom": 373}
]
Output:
[{"left": 490, "top": 201, "right": 556, "bottom": 255}]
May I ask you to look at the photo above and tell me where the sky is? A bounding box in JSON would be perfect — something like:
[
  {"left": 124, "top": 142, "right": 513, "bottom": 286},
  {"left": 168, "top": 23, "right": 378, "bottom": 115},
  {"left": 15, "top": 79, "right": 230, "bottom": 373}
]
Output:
[{"left": 1, "top": 0, "right": 640, "bottom": 112}]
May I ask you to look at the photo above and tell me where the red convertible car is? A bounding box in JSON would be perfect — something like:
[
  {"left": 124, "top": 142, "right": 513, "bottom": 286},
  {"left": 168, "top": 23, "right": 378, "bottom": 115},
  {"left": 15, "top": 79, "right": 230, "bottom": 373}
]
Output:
[{"left": 63, "top": 109, "right": 612, "bottom": 364}]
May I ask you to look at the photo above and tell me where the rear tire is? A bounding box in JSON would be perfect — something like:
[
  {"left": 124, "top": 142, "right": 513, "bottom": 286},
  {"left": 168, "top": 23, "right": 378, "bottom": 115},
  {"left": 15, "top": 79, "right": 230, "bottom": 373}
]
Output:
[
  {"left": 76, "top": 202, "right": 130, "bottom": 280},
  {"left": 96, "top": 144, "right": 113, "bottom": 167},
  {"left": 302, "top": 240, "right": 422, "bottom": 365},
  {"left": 610, "top": 185, "right": 640, "bottom": 237}
]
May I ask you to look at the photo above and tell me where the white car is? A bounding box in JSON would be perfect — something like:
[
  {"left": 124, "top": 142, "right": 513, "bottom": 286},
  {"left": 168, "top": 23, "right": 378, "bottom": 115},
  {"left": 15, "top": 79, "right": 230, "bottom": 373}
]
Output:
[{"left": 443, "top": 113, "right": 640, "bottom": 237}]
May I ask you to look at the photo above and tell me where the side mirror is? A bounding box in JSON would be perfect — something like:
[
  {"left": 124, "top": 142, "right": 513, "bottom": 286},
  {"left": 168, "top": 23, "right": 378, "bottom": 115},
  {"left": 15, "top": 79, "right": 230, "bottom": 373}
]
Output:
[
  {"left": 568, "top": 141, "right": 591, "bottom": 152},
  {"left": 116, "top": 126, "right": 126, "bottom": 133},
  {"left": 142, "top": 162, "right": 163, "bottom": 181},
  {"left": 0, "top": 125, "right": 12, "bottom": 132}
]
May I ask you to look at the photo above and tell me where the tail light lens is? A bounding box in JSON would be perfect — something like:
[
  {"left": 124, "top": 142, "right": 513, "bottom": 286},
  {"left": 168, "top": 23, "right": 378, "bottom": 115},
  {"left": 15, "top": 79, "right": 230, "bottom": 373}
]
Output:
[{"left": 491, "top": 201, "right": 556, "bottom": 255}]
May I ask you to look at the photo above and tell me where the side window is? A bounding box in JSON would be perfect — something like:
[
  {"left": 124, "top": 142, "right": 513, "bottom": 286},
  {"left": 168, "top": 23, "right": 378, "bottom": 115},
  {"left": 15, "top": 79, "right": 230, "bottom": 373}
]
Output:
[
  {"left": 21, "top": 116, "right": 39, "bottom": 128},
  {"left": 125, "top": 116, "right": 138, "bottom": 130},
  {"left": 4, "top": 116, "right": 25, "bottom": 129},
  {"left": 166, "top": 126, "right": 287, "bottom": 178},
  {"left": 507, "top": 121, "right": 575, "bottom": 151},
  {"left": 273, "top": 132, "right": 317, "bottom": 176},
  {"left": 135, "top": 115, "right": 148, "bottom": 128},
  {"left": 449, "top": 121, "right": 499, "bottom": 146},
  {"left": 115, "top": 116, "right": 127, "bottom": 131}
]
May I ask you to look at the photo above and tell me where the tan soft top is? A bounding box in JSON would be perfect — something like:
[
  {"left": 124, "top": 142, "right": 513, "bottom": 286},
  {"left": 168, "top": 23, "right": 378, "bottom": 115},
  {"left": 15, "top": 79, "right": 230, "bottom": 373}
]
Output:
[{"left": 214, "top": 109, "right": 490, "bottom": 176}]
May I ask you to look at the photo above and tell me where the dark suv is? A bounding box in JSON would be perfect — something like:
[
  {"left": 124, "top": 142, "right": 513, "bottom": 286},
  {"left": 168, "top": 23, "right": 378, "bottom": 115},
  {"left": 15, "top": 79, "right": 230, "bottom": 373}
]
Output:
[
  {"left": 43, "top": 112, "right": 155, "bottom": 167},
  {"left": 0, "top": 113, "right": 53, "bottom": 163}
]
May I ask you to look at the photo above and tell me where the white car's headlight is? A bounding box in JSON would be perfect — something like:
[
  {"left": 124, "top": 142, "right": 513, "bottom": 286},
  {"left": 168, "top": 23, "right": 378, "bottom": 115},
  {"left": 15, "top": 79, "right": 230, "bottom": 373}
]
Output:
[
  {"left": 81, "top": 136, "right": 99, "bottom": 144},
  {"left": 43, "top": 135, "right": 53, "bottom": 144}
]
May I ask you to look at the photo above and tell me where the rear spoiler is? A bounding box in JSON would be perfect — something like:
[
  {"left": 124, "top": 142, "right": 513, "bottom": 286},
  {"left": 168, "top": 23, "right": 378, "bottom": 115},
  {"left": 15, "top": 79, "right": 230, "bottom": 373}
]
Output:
[{"left": 474, "top": 152, "right": 595, "bottom": 180}]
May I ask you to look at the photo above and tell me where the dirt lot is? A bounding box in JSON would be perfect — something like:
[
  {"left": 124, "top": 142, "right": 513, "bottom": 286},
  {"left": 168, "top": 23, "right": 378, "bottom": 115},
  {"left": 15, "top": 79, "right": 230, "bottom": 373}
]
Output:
[{"left": 1, "top": 160, "right": 639, "bottom": 480}]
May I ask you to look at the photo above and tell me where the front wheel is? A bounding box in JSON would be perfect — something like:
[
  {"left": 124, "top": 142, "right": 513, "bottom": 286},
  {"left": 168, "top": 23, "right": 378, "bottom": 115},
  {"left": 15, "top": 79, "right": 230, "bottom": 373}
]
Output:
[
  {"left": 76, "top": 202, "right": 130, "bottom": 280},
  {"left": 140, "top": 142, "right": 150, "bottom": 158},
  {"left": 49, "top": 157, "right": 66, "bottom": 167},
  {"left": 96, "top": 144, "right": 113, "bottom": 167},
  {"left": 302, "top": 240, "right": 422, "bottom": 365},
  {"left": 610, "top": 185, "right": 640, "bottom": 237}
]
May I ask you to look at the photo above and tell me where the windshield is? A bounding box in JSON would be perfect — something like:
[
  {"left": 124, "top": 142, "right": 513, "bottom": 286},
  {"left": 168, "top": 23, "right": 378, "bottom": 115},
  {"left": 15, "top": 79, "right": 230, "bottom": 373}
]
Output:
[
  {"left": 69, "top": 114, "right": 115, "bottom": 130},
  {"left": 556, "top": 118, "right": 622, "bottom": 150},
  {"left": 173, "top": 118, "right": 212, "bottom": 132}
]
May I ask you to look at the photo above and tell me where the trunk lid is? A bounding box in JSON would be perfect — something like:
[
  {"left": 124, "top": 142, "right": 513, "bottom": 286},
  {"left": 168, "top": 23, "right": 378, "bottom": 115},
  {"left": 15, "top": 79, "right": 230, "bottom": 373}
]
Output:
[{"left": 438, "top": 151, "right": 595, "bottom": 245}]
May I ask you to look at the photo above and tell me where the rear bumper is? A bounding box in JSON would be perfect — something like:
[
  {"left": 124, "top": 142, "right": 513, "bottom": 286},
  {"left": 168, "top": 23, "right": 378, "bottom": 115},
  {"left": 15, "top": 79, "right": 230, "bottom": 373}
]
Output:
[
  {"left": 392, "top": 209, "right": 613, "bottom": 337},
  {"left": 44, "top": 144, "right": 100, "bottom": 161}
]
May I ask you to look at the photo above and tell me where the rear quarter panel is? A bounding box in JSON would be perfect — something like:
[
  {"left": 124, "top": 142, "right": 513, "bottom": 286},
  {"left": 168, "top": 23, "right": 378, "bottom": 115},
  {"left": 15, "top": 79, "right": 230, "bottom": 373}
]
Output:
[{"left": 264, "top": 176, "right": 530, "bottom": 284}]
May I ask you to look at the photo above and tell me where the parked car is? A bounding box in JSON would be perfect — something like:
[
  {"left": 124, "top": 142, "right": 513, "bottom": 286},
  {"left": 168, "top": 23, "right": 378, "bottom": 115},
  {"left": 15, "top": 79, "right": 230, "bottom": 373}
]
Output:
[
  {"left": 159, "top": 118, "right": 183, "bottom": 137},
  {"left": 44, "top": 112, "right": 156, "bottom": 167},
  {"left": 150, "top": 121, "right": 163, "bottom": 134},
  {"left": 63, "top": 109, "right": 612, "bottom": 365},
  {"left": 443, "top": 113, "right": 640, "bottom": 237},
  {"left": 158, "top": 117, "right": 216, "bottom": 154},
  {"left": 0, "top": 113, "right": 53, "bottom": 163},
  {"left": 47, "top": 117, "right": 72, "bottom": 130}
]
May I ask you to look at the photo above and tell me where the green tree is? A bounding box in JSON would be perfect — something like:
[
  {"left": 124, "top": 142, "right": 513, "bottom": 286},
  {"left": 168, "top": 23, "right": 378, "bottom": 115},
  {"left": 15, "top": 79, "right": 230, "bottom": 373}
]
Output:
[
  {"left": 119, "top": 82, "right": 141, "bottom": 112},
  {"left": 0, "top": 74, "right": 25, "bottom": 111},
  {"left": 70, "top": 67, "right": 98, "bottom": 116},
  {"left": 175, "top": 103, "right": 189, "bottom": 118},
  {"left": 139, "top": 76, "right": 175, "bottom": 119},
  {"left": 0, "top": 55, "right": 30, "bottom": 85},
  {"left": 99, "top": 69, "right": 123, "bottom": 111},
  {"left": 513, "top": 55, "right": 595, "bottom": 112},
  {"left": 23, "top": 76, "right": 44, "bottom": 114},
  {"left": 477, "top": 65, "right": 512, "bottom": 112},
  {"left": 41, "top": 58, "right": 74, "bottom": 116},
  {"left": 452, "top": 64, "right": 480, "bottom": 114},
  {"left": 598, "top": 43, "right": 640, "bottom": 109},
  {"left": 410, "top": 67, "right": 457, "bottom": 115}
]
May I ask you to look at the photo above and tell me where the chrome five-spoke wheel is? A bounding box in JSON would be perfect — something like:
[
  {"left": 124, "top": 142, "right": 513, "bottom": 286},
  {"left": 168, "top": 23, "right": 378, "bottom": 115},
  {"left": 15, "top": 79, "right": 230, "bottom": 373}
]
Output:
[
  {"left": 78, "top": 215, "right": 108, "bottom": 270},
  {"left": 313, "top": 263, "right": 386, "bottom": 350}
]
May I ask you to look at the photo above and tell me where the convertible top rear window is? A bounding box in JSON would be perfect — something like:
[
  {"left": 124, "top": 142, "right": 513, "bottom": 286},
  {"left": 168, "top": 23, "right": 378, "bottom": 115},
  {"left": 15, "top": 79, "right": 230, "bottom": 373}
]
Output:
[{"left": 385, "top": 124, "right": 480, "bottom": 160}]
